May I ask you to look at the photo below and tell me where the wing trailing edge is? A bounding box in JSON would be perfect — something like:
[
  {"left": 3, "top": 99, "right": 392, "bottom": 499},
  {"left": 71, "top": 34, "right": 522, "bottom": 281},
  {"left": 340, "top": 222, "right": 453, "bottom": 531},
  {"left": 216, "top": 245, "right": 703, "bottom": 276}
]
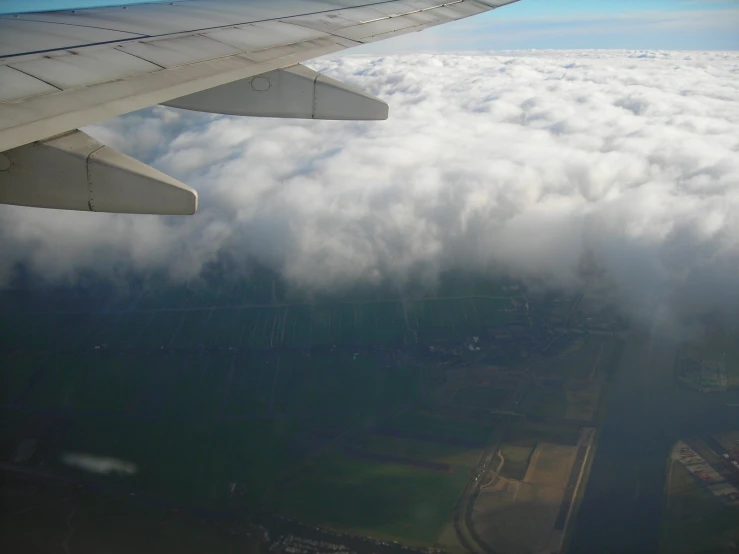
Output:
[{"left": 0, "top": 0, "right": 521, "bottom": 215}]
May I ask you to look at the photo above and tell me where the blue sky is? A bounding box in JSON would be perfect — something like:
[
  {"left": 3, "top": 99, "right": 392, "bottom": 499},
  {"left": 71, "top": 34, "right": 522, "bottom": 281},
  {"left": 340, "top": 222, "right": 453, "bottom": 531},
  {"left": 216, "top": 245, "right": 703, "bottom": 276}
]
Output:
[
  {"left": 358, "top": 0, "right": 739, "bottom": 52},
  {"left": 470, "top": 0, "right": 739, "bottom": 50},
  {"left": 1, "top": 0, "right": 737, "bottom": 51}
]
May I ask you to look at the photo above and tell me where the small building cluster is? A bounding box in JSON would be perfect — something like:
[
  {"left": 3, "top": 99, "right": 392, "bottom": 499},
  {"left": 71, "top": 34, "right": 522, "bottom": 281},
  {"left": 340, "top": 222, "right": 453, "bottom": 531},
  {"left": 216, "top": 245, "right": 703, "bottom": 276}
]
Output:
[
  {"left": 677, "top": 354, "right": 728, "bottom": 392},
  {"left": 269, "top": 535, "right": 353, "bottom": 554}
]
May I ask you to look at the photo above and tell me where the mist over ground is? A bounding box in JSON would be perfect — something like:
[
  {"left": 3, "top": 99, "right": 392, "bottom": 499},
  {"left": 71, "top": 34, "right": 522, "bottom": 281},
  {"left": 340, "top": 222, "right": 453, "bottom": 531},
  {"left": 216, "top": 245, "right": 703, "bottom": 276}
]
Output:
[{"left": 1, "top": 50, "right": 738, "bottom": 332}]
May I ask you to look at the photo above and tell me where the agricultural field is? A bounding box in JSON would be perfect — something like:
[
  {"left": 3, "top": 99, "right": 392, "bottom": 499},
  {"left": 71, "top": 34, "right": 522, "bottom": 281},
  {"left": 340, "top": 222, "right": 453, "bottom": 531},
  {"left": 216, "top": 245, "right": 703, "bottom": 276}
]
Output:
[
  {"left": 473, "top": 428, "right": 593, "bottom": 554},
  {"left": 730, "top": 369, "right": 739, "bottom": 389},
  {"left": 661, "top": 456, "right": 739, "bottom": 554},
  {"left": 376, "top": 411, "right": 496, "bottom": 447},
  {"left": 350, "top": 433, "right": 484, "bottom": 469},
  {"left": 714, "top": 431, "right": 739, "bottom": 455},
  {"left": 0, "top": 268, "right": 523, "bottom": 355},
  {"left": 527, "top": 291, "right": 568, "bottom": 321},
  {"left": 679, "top": 332, "right": 739, "bottom": 389},
  {"left": 565, "top": 390, "right": 600, "bottom": 421},
  {"left": 256, "top": 408, "right": 496, "bottom": 547},
  {"left": 265, "top": 429, "right": 479, "bottom": 547},
  {"left": 268, "top": 450, "right": 470, "bottom": 545},
  {"left": 1, "top": 273, "right": 588, "bottom": 551},
  {"left": 0, "top": 345, "right": 423, "bottom": 510},
  {"left": 0, "top": 295, "right": 519, "bottom": 352},
  {"left": 505, "top": 420, "right": 583, "bottom": 448},
  {"left": 0, "top": 475, "right": 260, "bottom": 554},
  {"left": 0, "top": 350, "right": 419, "bottom": 420},
  {"left": 532, "top": 336, "right": 617, "bottom": 381},
  {"left": 497, "top": 444, "right": 535, "bottom": 481},
  {"left": 494, "top": 420, "right": 584, "bottom": 483},
  {"left": 268, "top": 351, "right": 419, "bottom": 419},
  {"left": 521, "top": 387, "right": 568, "bottom": 419},
  {"left": 521, "top": 385, "right": 601, "bottom": 422},
  {"left": 450, "top": 386, "right": 511, "bottom": 411}
]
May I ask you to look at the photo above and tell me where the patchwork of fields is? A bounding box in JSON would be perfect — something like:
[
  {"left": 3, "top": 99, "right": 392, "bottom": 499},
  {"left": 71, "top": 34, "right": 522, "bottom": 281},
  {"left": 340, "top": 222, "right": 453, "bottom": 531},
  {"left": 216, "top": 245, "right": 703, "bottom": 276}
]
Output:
[
  {"left": 0, "top": 342, "right": 421, "bottom": 508},
  {"left": 679, "top": 333, "right": 739, "bottom": 389},
  {"left": 266, "top": 414, "right": 495, "bottom": 546},
  {"left": 0, "top": 279, "right": 618, "bottom": 552},
  {"left": 0, "top": 280, "right": 518, "bottom": 352},
  {"left": 662, "top": 446, "right": 739, "bottom": 554},
  {"left": 473, "top": 426, "right": 594, "bottom": 554},
  {"left": 0, "top": 284, "right": 516, "bottom": 535}
]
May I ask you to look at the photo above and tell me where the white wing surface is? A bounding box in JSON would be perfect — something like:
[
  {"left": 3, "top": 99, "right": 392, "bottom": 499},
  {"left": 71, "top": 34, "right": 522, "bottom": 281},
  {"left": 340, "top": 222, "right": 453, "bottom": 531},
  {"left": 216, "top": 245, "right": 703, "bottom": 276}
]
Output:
[{"left": 0, "top": 0, "right": 518, "bottom": 214}]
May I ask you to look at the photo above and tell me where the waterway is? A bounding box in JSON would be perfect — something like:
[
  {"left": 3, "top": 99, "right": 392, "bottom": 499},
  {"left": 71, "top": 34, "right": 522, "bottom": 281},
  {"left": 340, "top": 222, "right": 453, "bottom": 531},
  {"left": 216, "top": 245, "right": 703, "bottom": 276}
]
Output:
[{"left": 569, "top": 318, "right": 739, "bottom": 554}]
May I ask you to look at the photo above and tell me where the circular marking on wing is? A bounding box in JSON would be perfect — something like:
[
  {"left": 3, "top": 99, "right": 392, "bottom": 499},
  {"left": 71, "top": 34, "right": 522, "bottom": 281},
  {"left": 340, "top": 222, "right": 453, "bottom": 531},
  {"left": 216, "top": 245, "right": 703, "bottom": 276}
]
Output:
[{"left": 251, "top": 77, "right": 271, "bottom": 92}]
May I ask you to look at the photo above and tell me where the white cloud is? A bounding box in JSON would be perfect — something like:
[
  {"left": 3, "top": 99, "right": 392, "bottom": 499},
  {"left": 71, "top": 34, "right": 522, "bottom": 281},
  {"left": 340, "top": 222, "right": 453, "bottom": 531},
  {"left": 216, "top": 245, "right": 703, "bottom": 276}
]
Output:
[
  {"left": 2, "top": 50, "right": 739, "bottom": 328},
  {"left": 60, "top": 452, "right": 137, "bottom": 476}
]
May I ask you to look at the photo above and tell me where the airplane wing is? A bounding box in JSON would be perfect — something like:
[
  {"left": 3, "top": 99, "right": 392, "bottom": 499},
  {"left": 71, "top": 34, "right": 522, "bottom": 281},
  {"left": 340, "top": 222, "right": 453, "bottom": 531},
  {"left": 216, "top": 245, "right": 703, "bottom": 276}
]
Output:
[{"left": 0, "top": 0, "right": 518, "bottom": 215}]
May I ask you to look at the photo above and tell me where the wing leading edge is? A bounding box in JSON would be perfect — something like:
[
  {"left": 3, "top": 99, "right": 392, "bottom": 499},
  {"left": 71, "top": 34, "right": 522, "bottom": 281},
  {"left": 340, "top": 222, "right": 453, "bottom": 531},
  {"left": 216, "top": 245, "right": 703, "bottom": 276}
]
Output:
[{"left": 0, "top": 0, "right": 519, "bottom": 215}]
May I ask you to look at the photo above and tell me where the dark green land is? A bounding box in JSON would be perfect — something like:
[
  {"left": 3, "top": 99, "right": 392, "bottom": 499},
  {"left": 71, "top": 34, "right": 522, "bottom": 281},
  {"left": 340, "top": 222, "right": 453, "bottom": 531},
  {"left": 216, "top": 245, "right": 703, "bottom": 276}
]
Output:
[{"left": 0, "top": 273, "right": 619, "bottom": 551}]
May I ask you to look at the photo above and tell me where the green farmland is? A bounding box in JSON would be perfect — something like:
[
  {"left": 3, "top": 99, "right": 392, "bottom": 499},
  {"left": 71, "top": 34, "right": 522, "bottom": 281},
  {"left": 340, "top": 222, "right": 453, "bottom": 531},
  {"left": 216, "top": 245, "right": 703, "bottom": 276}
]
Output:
[
  {"left": 521, "top": 387, "right": 569, "bottom": 419},
  {"left": 266, "top": 444, "right": 472, "bottom": 546},
  {"left": 532, "top": 336, "right": 616, "bottom": 380},
  {"left": 661, "top": 457, "right": 739, "bottom": 554},
  {"left": 0, "top": 295, "right": 515, "bottom": 352},
  {"left": 1, "top": 274, "right": 597, "bottom": 551},
  {"left": 351, "top": 433, "right": 485, "bottom": 468}
]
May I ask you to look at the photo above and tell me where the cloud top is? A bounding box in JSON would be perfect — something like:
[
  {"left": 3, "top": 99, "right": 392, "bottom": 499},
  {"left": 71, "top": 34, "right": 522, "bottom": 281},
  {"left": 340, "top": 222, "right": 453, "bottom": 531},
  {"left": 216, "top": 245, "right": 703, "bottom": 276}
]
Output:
[{"left": 2, "top": 50, "right": 738, "bottom": 326}]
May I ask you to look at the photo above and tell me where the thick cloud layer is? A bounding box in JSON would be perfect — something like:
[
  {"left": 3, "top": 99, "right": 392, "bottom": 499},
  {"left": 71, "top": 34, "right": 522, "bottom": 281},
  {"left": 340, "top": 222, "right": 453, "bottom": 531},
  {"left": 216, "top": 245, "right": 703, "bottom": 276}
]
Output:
[{"left": 1, "top": 50, "right": 738, "bottom": 325}]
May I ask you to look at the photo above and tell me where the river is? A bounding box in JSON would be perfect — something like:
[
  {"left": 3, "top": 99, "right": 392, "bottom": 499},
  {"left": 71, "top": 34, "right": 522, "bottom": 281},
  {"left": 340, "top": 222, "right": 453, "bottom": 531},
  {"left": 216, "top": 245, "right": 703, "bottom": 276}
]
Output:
[{"left": 568, "top": 318, "right": 739, "bottom": 554}]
